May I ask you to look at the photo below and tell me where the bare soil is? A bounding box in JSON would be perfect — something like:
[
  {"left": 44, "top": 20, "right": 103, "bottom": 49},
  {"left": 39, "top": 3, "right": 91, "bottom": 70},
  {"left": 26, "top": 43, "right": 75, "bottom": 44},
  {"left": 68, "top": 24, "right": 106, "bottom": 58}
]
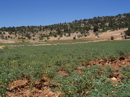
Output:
[
  {"left": 87, "top": 55, "right": 130, "bottom": 70},
  {"left": 7, "top": 77, "right": 60, "bottom": 97},
  {"left": 58, "top": 70, "right": 69, "bottom": 75},
  {"left": 86, "top": 55, "right": 130, "bottom": 82},
  {"left": 86, "top": 28, "right": 127, "bottom": 40},
  {"left": 6, "top": 55, "right": 130, "bottom": 97}
]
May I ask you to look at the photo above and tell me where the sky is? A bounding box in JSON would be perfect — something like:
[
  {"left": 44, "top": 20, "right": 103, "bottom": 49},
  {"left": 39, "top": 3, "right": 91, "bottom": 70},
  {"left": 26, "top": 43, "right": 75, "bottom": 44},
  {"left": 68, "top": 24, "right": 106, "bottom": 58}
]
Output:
[{"left": 0, "top": 0, "right": 130, "bottom": 28}]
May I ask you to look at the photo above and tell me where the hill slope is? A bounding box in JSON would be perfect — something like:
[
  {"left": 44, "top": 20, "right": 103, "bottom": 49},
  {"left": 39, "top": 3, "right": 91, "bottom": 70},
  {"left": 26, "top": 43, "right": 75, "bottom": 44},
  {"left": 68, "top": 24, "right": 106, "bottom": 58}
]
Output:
[{"left": 0, "top": 13, "right": 130, "bottom": 42}]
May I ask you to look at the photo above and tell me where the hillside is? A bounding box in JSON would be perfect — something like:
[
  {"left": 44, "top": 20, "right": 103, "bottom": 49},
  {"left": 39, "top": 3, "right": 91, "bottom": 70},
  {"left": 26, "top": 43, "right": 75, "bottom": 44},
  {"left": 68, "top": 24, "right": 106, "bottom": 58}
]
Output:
[{"left": 0, "top": 13, "right": 130, "bottom": 43}]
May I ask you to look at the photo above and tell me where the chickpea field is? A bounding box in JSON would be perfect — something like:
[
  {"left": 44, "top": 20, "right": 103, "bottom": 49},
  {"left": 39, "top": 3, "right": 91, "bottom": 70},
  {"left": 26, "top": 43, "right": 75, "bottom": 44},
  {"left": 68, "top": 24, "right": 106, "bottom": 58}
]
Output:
[{"left": 0, "top": 40, "right": 130, "bottom": 97}]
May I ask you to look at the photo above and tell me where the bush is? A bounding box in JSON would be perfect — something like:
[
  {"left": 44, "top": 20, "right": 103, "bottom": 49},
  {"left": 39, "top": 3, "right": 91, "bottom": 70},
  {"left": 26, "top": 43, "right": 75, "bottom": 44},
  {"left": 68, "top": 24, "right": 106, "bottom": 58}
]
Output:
[
  {"left": 73, "top": 37, "right": 76, "bottom": 40},
  {"left": 110, "top": 36, "right": 114, "bottom": 40},
  {"left": 125, "top": 26, "right": 130, "bottom": 36}
]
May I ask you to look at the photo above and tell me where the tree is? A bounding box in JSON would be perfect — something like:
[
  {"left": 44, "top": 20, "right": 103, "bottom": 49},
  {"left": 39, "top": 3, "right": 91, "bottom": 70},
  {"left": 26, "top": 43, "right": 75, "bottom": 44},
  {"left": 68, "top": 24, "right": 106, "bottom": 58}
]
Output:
[
  {"left": 25, "top": 33, "right": 31, "bottom": 39},
  {"left": 73, "top": 36, "right": 76, "bottom": 40},
  {"left": 57, "top": 29, "right": 61, "bottom": 35},
  {"left": 125, "top": 26, "right": 130, "bottom": 36},
  {"left": 93, "top": 26, "right": 98, "bottom": 32},
  {"left": 110, "top": 36, "right": 114, "bottom": 40}
]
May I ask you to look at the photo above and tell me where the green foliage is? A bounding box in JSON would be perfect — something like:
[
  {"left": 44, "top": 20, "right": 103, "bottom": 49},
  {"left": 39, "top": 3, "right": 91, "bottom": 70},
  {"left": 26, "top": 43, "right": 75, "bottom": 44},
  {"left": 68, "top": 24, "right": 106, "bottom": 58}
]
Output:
[
  {"left": 119, "top": 66, "right": 130, "bottom": 79},
  {"left": 93, "top": 26, "right": 98, "bottom": 32},
  {"left": 25, "top": 33, "right": 31, "bottom": 39},
  {"left": 111, "top": 36, "right": 114, "bottom": 40},
  {"left": 43, "top": 68, "right": 56, "bottom": 79},
  {"left": 0, "top": 86, "right": 6, "bottom": 97},
  {"left": 125, "top": 26, "right": 130, "bottom": 36},
  {"left": 3, "top": 45, "right": 9, "bottom": 49},
  {"left": 61, "top": 85, "right": 78, "bottom": 95}
]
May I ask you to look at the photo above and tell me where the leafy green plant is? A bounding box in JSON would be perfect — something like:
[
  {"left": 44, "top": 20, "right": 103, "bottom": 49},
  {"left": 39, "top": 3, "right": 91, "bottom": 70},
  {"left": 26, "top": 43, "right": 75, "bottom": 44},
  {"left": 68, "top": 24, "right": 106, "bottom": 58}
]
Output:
[
  {"left": 43, "top": 68, "right": 56, "bottom": 79},
  {"left": 61, "top": 85, "right": 78, "bottom": 95}
]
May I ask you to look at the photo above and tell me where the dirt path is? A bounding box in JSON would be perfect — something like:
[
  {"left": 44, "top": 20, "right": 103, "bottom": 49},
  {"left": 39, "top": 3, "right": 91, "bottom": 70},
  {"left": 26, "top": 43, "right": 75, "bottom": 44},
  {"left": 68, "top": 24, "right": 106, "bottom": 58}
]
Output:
[
  {"left": 7, "top": 40, "right": 109, "bottom": 47},
  {"left": 4, "top": 39, "right": 129, "bottom": 48}
]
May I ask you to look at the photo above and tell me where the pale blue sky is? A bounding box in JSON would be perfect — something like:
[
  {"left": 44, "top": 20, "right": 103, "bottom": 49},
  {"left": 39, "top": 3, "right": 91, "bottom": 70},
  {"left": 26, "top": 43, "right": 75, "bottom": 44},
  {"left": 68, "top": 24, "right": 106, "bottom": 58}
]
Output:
[{"left": 0, "top": 0, "right": 130, "bottom": 27}]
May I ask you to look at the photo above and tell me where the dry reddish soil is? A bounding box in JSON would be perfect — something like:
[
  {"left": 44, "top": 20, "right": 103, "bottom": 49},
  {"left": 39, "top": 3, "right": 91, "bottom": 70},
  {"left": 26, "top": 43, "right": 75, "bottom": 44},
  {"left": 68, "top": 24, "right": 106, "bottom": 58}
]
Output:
[
  {"left": 86, "top": 55, "right": 130, "bottom": 82},
  {"left": 6, "top": 55, "right": 130, "bottom": 97},
  {"left": 7, "top": 77, "right": 61, "bottom": 97}
]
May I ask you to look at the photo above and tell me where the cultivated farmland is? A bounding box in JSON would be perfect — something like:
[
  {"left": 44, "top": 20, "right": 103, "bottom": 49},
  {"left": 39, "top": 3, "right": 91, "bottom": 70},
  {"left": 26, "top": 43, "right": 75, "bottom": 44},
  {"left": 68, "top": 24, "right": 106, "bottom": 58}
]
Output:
[{"left": 0, "top": 40, "right": 130, "bottom": 97}]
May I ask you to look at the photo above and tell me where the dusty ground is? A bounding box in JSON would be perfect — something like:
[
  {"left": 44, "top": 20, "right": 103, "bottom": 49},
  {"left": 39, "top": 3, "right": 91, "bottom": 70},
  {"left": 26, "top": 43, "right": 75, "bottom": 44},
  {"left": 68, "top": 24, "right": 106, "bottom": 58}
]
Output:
[
  {"left": 45, "top": 28, "right": 128, "bottom": 41},
  {"left": 7, "top": 77, "right": 61, "bottom": 97},
  {"left": 87, "top": 28, "right": 127, "bottom": 40},
  {"left": 98, "top": 28, "right": 128, "bottom": 40},
  {"left": 0, "top": 39, "right": 15, "bottom": 43},
  {"left": 6, "top": 55, "right": 130, "bottom": 97}
]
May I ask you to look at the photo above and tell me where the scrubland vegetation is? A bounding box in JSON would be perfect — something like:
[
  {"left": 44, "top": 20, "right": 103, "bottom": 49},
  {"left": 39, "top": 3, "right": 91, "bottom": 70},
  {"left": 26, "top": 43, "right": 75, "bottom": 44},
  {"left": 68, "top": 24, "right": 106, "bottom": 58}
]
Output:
[{"left": 0, "top": 13, "right": 130, "bottom": 41}]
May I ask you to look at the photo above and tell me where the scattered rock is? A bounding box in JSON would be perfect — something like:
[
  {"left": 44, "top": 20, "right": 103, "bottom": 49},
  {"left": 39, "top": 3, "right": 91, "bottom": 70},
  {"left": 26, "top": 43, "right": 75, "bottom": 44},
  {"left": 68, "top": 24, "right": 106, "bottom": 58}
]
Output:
[{"left": 110, "top": 77, "right": 118, "bottom": 82}]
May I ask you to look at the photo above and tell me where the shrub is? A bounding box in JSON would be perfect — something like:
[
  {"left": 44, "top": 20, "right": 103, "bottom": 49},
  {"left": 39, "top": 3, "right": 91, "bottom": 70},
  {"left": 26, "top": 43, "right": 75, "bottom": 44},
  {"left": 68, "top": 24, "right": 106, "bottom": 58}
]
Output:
[{"left": 110, "top": 36, "right": 114, "bottom": 40}]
